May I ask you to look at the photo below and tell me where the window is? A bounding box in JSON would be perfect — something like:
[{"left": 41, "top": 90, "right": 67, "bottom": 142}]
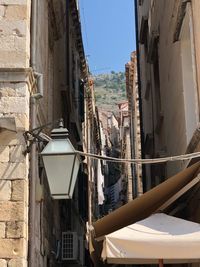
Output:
[
  {"left": 148, "top": 32, "right": 163, "bottom": 133},
  {"left": 145, "top": 81, "right": 151, "bottom": 100},
  {"left": 153, "top": 41, "right": 163, "bottom": 133},
  {"left": 139, "top": 0, "right": 144, "bottom": 5},
  {"left": 173, "top": 1, "right": 189, "bottom": 42},
  {"left": 140, "top": 16, "right": 149, "bottom": 55}
]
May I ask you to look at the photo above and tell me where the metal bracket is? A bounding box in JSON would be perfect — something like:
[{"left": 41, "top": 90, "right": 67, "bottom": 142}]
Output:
[
  {"left": 23, "top": 119, "right": 62, "bottom": 155},
  {"left": 23, "top": 127, "right": 46, "bottom": 155}
]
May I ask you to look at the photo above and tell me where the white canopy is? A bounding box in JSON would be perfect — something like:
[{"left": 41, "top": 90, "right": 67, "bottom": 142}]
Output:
[{"left": 102, "top": 213, "right": 200, "bottom": 264}]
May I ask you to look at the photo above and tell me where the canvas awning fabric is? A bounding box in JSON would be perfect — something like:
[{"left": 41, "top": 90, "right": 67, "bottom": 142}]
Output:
[
  {"left": 93, "top": 161, "right": 200, "bottom": 239},
  {"left": 102, "top": 213, "right": 200, "bottom": 264}
]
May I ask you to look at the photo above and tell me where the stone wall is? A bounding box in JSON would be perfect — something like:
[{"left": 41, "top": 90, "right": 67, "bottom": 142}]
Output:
[
  {"left": 0, "top": 0, "right": 31, "bottom": 266},
  {"left": 137, "top": 0, "right": 199, "bottom": 188},
  {"left": 192, "top": 0, "right": 200, "bottom": 111},
  {"left": 0, "top": 71, "right": 31, "bottom": 266},
  {"left": 0, "top": 0, "right": 87, "bottom": 266},
  {"left": 0, "top": 0, "right": 30, "bottom": 68},
  {"left": 126, "top": 53, "right": 143, "bottom": 197}
]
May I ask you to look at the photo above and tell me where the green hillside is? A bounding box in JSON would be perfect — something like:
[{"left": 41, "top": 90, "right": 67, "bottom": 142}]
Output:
[{"left": 93, "top": 71, "right": 127, "bottom": 112}]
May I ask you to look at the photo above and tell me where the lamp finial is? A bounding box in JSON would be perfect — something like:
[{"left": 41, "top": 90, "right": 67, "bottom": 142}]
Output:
[{"left": 59, "top": 118, "right": 64, "bottom": 128}]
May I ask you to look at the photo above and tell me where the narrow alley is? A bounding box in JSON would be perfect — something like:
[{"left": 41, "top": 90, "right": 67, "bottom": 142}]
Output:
[{"left": 0, "top": 1, "right": 200, "bottom": 267}]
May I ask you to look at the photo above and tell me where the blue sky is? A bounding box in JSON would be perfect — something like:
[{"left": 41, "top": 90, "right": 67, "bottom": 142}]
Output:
[{"left": 79, "top": 0, "right": 136, "bottom": 74}]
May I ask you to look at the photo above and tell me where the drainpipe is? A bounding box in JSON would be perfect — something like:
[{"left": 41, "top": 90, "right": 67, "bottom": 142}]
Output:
[
  {"left": 134, "top": 0, "right": 146, "bottom": 192},
  {"left": 30, "top": 0, "right": 43, "bottom": 99},
  {"left": 29, "top": 0, "right": 43, "bottom": 266},
  {"left": 29, "top": 97, "right": 37, "bottom": 267},
  {"left": 29, "top": 1, "right": 37, "bottom": 266}
]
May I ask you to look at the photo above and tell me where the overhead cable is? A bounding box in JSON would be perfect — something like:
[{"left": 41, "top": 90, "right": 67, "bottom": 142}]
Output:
[{"left": 76, "top": 150, "right": 200, "bottom": 165}]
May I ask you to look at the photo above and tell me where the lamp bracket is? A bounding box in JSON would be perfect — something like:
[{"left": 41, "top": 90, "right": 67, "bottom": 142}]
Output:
[
  {"left": 23, "top": 127, "right": 47, "bottom": 155},
  {"left": 23, "top": 119, "right": 61, "bottom": 155}
]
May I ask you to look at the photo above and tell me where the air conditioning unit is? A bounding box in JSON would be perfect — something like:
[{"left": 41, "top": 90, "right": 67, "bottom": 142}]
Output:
[{"left": 62, "top": 232, "right": 78, "bottom": 261}]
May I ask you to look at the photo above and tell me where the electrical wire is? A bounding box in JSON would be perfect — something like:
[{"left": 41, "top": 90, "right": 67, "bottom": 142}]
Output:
[{"left": 75, "top": 150, "right": 200, "bottom": 165}]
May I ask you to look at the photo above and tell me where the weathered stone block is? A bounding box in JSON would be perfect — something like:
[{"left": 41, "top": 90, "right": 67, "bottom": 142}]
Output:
[
  {"left": 0, "top": 97, "right": 28, "bottom": 114},
  {"left": 0, "top": 36, "right": 27, "bottom": 54},
  {"left": 0, "top": 113, "right": 29, "bottom": 131},
  {"left": 0, "top": 83, "right": 28, "bottom": 97},
  {"left": 14, "top": 114, "right": 29, "bottom": 131},
  {"left": 0, "top": 51, "right": 29, "bottom": 68},
  {"left": 0, "top": 238, "right": 26, "bottom": 258},
  {"left": 5, "top": 5, "right": 27, "bottom": 20},
  {"left": 15, "top": 83, "right": 28, "bottom": 97},
  {"left": 0, "top": 21, "right": 27, "bottom": 37},
  {"left": 11, "top": 180, "right": 28, "bottom": 202},
  {"left": 8, "top": 259, "right": 27, "bottom": 267},
  {"left": 0, "top": 146, "right": 9, "bottom": 162},
  {"left": 0, "top": 0, "right": 27, "bottom": 4},
  {"left": 6, "top": 221, "right": 26, "bottom": 239},
  {"left": 0, "top": 35, "right": 15, "bottom": 52},
  {"left": 0, "top": 163, "right": 27, "bottom": 180},
  {"left": 0, "top": 259, "right": 7, "bottom": 267},
  {"left": 0, "top": 222, "right": 5, "bottom": 238},
  {"left": 10, "top": 145, "right": 25, "bottom": 163},
  {"left": 0, "top": 201, "right": 25, "bottom": 221},
  {"left": 0, "top": 84, "right": 16, "bottom": 97},
  {"left": 0, "top": 180, "right": 11, "bottom": 200},
  {"left": 14, "top": 36, "right": 27, "bottom": 52},
  {"left": 0, "top": 132, "right": 25, "bottom": 146}
]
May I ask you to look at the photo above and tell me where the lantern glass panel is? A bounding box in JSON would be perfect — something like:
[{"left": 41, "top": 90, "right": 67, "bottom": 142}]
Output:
[
  {"left": 41, "top": 139, "right": 75, "bottom": 154},
  {"left": 42, "top": 154, "right": 75, "bottom": 198},
  {"left": 69, "top": 155, "right": 80, "bottom": 197}
]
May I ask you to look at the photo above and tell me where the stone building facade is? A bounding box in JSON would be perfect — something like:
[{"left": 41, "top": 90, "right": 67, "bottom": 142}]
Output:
[
  {"left": 83, "top": 78, "right": 102, "bottom": 224},
  {"left": 118, "top": 101, "right": 132, "bottom": 202},
  {"left": 125, "top": 52, "right": 143, "bottom": 198},
  {"left": 135, "top": 0, "right": 200, "bottom": 191},
  {"left": 0, "top": 0, "right": 88, "bottom": 266}
]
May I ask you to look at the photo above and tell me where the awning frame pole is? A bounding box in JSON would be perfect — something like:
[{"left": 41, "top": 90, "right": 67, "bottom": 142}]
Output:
[{"left": 159, "top": 259, "right": 164, "bottom": 267}]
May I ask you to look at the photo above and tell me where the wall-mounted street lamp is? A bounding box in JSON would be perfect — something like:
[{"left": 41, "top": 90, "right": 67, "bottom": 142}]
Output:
[
  {"left": 41, "top": 119, "right": 81, "bottom": 199},
  {"left": 24, "top": 118, "right": 81, "bottom": 199}
]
